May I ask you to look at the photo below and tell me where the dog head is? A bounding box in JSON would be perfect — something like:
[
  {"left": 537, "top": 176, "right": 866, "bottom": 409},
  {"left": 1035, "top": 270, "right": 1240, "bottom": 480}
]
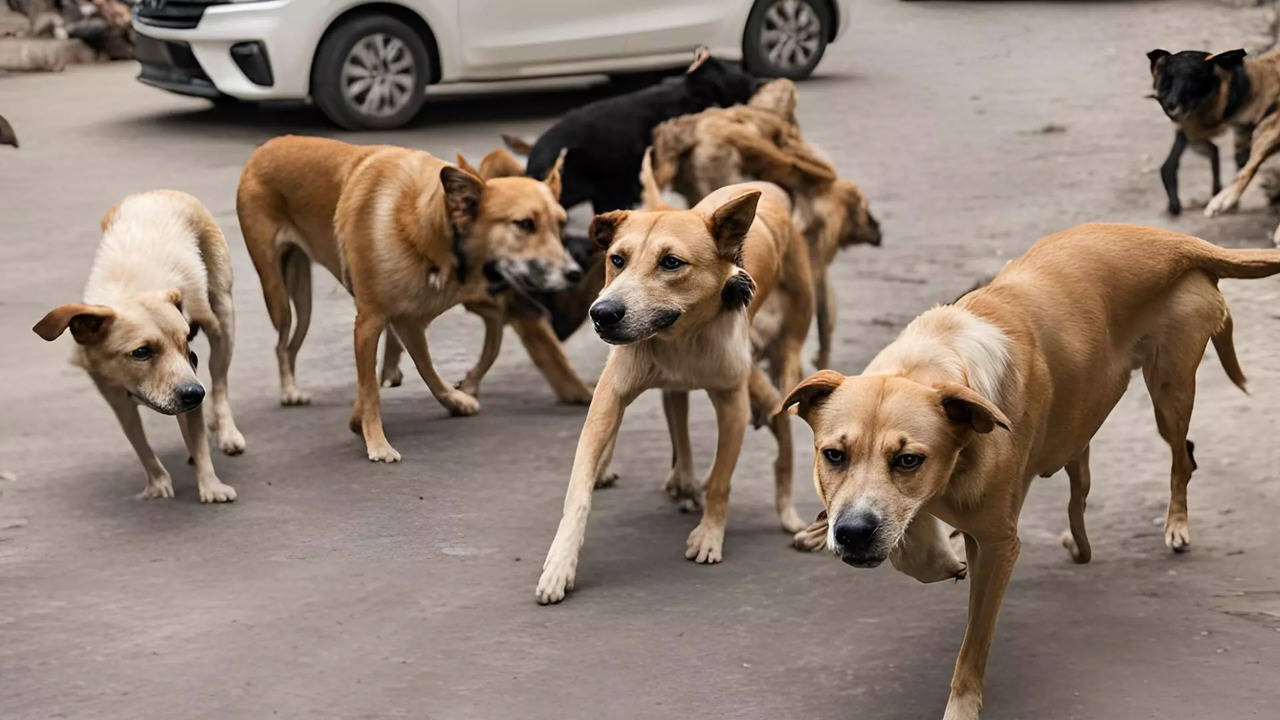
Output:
[
  {"left": 441, "top": 154, "right": 580, "bottom": 294},
  {"left": 780, "top": 370, "right": 1009, "bottom": 567},
  {"left": 585, "top": 191, "right": 759, "bottom": 345},
  {"left": 684, "top": 50, "right": 758, "bottom": 109},
  {"left": 1147, "top": 48, "right": 1246, "bottom": 122},
  {"left": 823, "top": 178, "right": 882, "bottom": 248},
  {"left": 33, "top": 290, "right": 204, "bottom": 414}
]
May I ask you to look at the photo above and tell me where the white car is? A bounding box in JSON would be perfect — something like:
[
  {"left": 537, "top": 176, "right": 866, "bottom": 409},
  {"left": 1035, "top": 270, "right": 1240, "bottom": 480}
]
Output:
[{"left": 132, "top": 0, "right": 852, "bottom": 129}]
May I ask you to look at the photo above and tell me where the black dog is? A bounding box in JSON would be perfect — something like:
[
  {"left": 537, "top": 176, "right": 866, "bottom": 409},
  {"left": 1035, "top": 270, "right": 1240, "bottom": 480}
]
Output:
[
  {"left": 1148, "top": 48, "right": 1251, "bottom": 215},
  {"left": 504, "top": 50, "right": 759, "bottom": 339},
  {"left": 504, "top": 50, "right": 758, "bottom": 215}
]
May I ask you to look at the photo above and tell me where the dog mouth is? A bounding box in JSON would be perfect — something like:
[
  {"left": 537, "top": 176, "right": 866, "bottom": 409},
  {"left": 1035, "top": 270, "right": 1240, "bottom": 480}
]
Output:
[
  {"left": 593, "top": 310, "right": 681, "bottom": 345},
  {"left": 127, "top": 390, "right": 182, "bottom": 415}
]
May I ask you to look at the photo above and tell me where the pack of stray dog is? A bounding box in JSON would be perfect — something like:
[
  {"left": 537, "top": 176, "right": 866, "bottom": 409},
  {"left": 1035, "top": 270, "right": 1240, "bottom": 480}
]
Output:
[{"left": 29, "top": 45, "right": 1280, "bottom": 720}]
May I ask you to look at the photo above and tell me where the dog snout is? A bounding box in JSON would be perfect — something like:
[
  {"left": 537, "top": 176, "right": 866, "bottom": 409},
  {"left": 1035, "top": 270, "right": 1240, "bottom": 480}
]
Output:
[
  {"left": 866, "top": 213, "right": 883, "bottom": 246},
  {"left": 562, "top": 258, "right": 583, "bottom": 284},
  {"left": 175, "top": 381, "right": 205, "bottom": 412},
  {"left": 590, "top": 299, "right": 626, "bottom": 328},
  {"left": 832, "top": 510, "right": 884, "bottom": 567}
]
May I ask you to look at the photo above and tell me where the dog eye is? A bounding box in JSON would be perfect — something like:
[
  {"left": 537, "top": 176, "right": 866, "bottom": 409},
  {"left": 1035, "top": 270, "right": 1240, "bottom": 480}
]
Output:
[
  {"left": 130, "top": 346, "right": 153, "bottom": 361},
  {"left": 658, "top": 254, "right": 686, "bottom": 270},
  {"left": 513, "top": 218, "right": 535, "bottom": 233},
  {"left": 188, "top": 351, "right": 199, "bottom": 370},
  {"left": 822, "top": 448, "right": 845, "bottom": 465},
  {"left": 610, "top": 254, "right": 625, "bottom": 269},
  {"left": 892, "top": 453, "right": 925, "bottom": 472}
]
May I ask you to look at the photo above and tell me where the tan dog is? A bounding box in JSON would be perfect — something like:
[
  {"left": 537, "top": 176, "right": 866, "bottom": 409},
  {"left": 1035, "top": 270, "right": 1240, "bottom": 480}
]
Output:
[
  {"left": 780, "top": 223, "right": 1280, "bottom": 719},
  {"left": 237, "top": 135, "right": 579, "bottom": 462},
  {"left": 536, "top": 162, "right": 813, "bottom": 604},
  {"left": 33, "top": 191, "right": 242, "bottom": 502},
  {"left": 651, "top": 82, "right": 881, "bottom": 368}
]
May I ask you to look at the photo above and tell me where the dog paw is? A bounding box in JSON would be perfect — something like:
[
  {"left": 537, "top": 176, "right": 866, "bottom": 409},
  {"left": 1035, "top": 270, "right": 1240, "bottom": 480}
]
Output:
[
  {"left": 441, "top": 389, "right": 480, "bottom": 417},
  {"left": 594, "top": 471, "right": 619, "bottom": 489},
  {"left": 792, "top": 517, "right": 829, "bottom": 552},
  {"left": 811, "top": 352, "right": 831, "bottom": 370},
  {"left": 536, "top": 553, "right": 578, "bottom": 605},
  {"left": 198, "top": 480, "right": 236, "bottom": 503},
  {"left": 280, "top": 388, "right": 311, "bottom": 406},
  {"left": 381, "top": 366, "right": 403, "bottom": 388},
  {"left": 1204, "top": 187, "right": 1240, "bottom": 217},
  {"left": 778, "top": 505, "right": 807, "bottom": 534},
  {"left": 453, "top": 377, "right": 480, "bottom": 397},
  {"left": 685, "top": 521, "right": 724, "bottom": 564},
  {"left": 663, "top": 469, "right": 701, "bottom": 510},
  {"left": 137, "top": 476, "right": 174, "bottom": 500},
  {"left": 1060, "top": 529, "right": 1091, "bottom": 564},
  {"left": 366, "top": 442, "right": 402, "bottom": 463},
  {"left": 942, "top": 690, "right": 982, "bottom": 720},
  {"left": 1164, "top": 513, "right": 1191, "bottom": 553},
  {"left": 217, "top": 427, "right": 246, "bottom": 456}
]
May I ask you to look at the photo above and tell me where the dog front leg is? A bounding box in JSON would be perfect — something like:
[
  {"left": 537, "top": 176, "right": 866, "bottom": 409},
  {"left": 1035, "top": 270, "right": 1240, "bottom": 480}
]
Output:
[
  {"left": 177, "top": 408, "right": 236, "bottom": 503},
  {"left": 889, "top": 513, "right": 967, "bottom": 582},
  {"left": 202, "top": 307, "right": 245, "bottom": 456},
  {"left": 509, "top": 312, "right": 594, "bottom": 405},
  {"left": 455, "top": 301, "right": 506, "bottom": 398},
  {"left": 748, "top": 367, "right": 804, "bottom": 533},
  {"left": 1160, "top": 130, "right": 1187, "bottom": 215},
  {"left": 101, "top": 385, "right": 172, "bottom": 499},
  {"left": 943, "top": 534, "right": 1020, "bottom": 720},
  {"left": 1186, "top": 137, "right": 1221, "bottom": 197},
  {"left": 812, "top": 268, "right": 835, "bottom": 369},
  {"left": 351, "top": 310, "right": 400, "bottom": 463},
  {"left": 1206, "top": 113, "right": 1280, "bottom": 216},
  {"left": 389, "top": 317, "right": 480, "bottom": 417},
  {"left": 686, "top": 383, "right": 749, "bottom": 564},
  {"left": 537, "top": 360, "right": 631, "bottom": 604}
]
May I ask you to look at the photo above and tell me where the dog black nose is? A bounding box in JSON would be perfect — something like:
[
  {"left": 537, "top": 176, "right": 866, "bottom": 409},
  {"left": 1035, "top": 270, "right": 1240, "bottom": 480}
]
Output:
[
  {"left": 564, "top": 265, "right": 583, "bottom": 283},
  {"left": 833, "top": 510, "right": 880, "bottom": 556},
  {"left": 590, "top": 299, "right": 625, "bottom": 327},
  {"left": 176, "top": 382, "right": 205, "bottom": 410}
]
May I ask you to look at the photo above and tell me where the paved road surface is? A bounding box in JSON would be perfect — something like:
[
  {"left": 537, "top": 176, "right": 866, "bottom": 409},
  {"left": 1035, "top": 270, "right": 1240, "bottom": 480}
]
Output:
[{"left": 2, "top": 2, "right": 1279, "bottom": 718}]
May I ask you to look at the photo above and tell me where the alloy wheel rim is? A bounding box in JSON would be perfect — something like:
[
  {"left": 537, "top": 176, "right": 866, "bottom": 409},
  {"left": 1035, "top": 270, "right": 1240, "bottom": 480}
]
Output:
[
  {"left": 760, "top": 0, "right": 822, "bottom": 71},
  {"left": 341, "top": 33, "right": 416, "bottom": 117}
]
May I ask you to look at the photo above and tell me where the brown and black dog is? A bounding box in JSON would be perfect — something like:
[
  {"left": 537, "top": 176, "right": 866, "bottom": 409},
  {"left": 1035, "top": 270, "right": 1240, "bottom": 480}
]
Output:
[
  {"left": 782, "top": 223, "right": 1280, "bottom": 719},
  {"left": 1148, "top": 47, "right": 1280, "bottom": 216},
  {"left": 537, "top": 158, "right": 812, "bottom": 604},
  {"left": 650, "top": 79, "right": 882, "bottom": 368},
  {"left": 237, "top": 136, "right": 579, "bottom": 462}
]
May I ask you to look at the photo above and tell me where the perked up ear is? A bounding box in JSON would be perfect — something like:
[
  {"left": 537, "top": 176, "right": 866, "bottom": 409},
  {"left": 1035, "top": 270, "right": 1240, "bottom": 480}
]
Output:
[
  {"left": 1147, "top": 48, "right": 1170, "bottom": 72},
  {"left": 1207, "top": 48, "right": 1247, "bottom": 69},
  {"left": 440, "top": 166, "right": 484, "bottom": 230},
  {"left": 455, "top": 153, "right": 482, "bottom": 178},
  {"left": 686, "top": 46, "right": 711, "bottom": 74},
  {"left": 33, "top": 303, "right": 116, "bottom": 344},
  {"left": 777, "top": 369, "right": 845, "bottom": 420},
  {"left": 543, "top": 148, "right": 567, "bottom": 201},
  {"left": 935, "top": 382, "right": 1011, "bottom": 434},
  {"left": 501, "top": 133, "right": 533, "bottom": 156},
  {"left": 589, "top": 210, "right": 627, "bottom": 250},
  {"left": 708, "top": 190, "right": 760, "bottom": 265},
  {"left": 477, "top": 148, "right": 526, "bottom": 180}
]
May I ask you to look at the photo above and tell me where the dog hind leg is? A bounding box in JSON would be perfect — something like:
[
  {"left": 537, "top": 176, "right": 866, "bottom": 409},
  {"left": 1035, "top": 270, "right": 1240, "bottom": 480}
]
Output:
[
  {"left": 1059, "top": 444, "right": 1092, "bottom": 563},
  {"left": 1142, "top": 351, "right": 1198, "bottom": 552},
  {"left": 748, "top": 367, "right": 804, "bottom": 533}
]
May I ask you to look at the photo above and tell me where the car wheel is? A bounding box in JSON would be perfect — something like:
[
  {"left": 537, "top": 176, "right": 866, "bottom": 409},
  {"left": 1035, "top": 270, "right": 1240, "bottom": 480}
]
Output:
[
  {"left": 312, "top": 13, "right": 430, "bottom": 130},
  {"left": 742, "top": 0, "right": 831, "bottom": 80}
]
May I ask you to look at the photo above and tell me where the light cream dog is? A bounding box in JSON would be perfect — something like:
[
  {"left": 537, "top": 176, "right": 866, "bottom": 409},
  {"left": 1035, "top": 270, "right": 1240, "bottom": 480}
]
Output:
[
  {"left": 33, "top": 190, "right": 242, "bottom": 502},
  {"left": 237, "top": 136, "right": 578, "bottom": 462},
  {"left": 780, "top": 223, "right": 1280, "bottom": 719},
  {"left": 536, "top": 161, "right": 813, "bottom": 605}
]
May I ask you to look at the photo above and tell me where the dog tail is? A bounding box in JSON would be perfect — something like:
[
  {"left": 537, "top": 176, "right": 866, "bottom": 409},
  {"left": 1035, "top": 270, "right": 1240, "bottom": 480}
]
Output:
[
  {"left": 1197, "top": 244, "right": 1280, "bottom": 279},
  {"left": 1212, "top": 311, "right": 1249, "bottom": 393},
  {"left": 720, "top": 125, "right": 836, "bottom": 188},
  {"left": 639, "top": 147, "right": 672, "bottom": 210},
  {"left": 501, "top": 133, "right": 532, "bottom": 155}
]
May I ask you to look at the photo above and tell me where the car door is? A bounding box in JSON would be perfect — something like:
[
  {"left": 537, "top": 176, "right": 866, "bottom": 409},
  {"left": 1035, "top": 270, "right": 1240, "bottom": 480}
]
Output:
[{"left": 457, "top": 0, "right": 740, "bottom": 76}]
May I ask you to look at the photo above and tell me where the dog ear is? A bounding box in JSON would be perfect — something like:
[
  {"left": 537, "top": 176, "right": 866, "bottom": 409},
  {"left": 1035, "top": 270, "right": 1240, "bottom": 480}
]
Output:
[
  {"left": 777, "top": 369, "right": 845, "bottom": 420},
  {"left": 501, "top": 133, "right": 532, "bottom": 155},
  {"left": 589, "top": 210, "right": 627, "bottom": 250},
  {"left": 477, "top": 148, "right": 525, "bottom": 179},
  {"left": 1207, "top": 48, "right": 1247, "bottom": 69},
  {"left": 440, "top": 166, "right": 484, "bottom": 229},
  {"left": 1147, "top": 49, "right": 1170, "bottom": 72},
  {"left": 935, "top": 382, "right": 1011, "bottom": 434},
  {"left": 543, "top": 148, "right": 567, "bottom": 201},
  {"left": 33, "top": 303, "right": 116, "bottom": 344},
  {"left": 165, "top": 289, "right": 183, "bottom": 308},
  {"left": 455, "top": 153, "right": 482, "bottom": 178},
  {"left": 686, "top": 46, "right": 711, "bottom": 74},
  {"left": 708, "top": 190, "right": 760, "bottom": 264}
]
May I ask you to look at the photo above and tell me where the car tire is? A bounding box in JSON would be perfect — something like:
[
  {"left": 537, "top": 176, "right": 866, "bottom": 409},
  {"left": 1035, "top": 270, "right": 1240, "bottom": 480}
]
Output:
[
  {"left": 311, "top": 13, "right": 430, "bottom": 130},
  {"left": 742, "top": 0, "right": 831, "bottom": 80}
]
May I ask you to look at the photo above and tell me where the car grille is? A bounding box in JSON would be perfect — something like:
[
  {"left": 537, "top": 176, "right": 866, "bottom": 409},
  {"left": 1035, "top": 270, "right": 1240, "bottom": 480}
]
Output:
[{"left": 134, "top": 1, "right": 228, "bottom": 30}]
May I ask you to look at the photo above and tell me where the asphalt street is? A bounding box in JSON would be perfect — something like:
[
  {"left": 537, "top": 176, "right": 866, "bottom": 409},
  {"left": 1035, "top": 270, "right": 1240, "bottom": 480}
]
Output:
[{"left": 2, "top": 2, "right": 1280, "bottom": 718}]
